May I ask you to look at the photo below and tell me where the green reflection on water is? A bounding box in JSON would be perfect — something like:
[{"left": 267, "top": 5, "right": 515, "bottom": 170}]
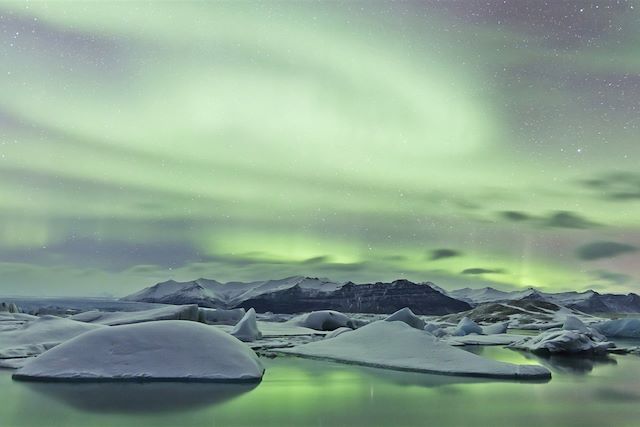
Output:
[{"left": 2, "top": 348, "right": 640, "bottom": 427}]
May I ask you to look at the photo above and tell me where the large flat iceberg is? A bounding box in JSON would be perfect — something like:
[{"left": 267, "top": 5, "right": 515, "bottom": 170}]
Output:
[
  {"left": 13, "top": 320, "right": 264, "bottom": 382},
  {"left": 277, "top": 321, "right": 550, "bottom": 380}
]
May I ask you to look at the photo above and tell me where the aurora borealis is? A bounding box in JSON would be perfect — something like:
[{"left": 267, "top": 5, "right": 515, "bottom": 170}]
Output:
[{"left": 0, "top": 1, "right": 638, "bottom": 296}]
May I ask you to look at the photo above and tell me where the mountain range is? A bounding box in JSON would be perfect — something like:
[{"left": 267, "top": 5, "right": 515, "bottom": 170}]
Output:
[{"left": 122, "top": 276, "right": 640, "bottom": 315}]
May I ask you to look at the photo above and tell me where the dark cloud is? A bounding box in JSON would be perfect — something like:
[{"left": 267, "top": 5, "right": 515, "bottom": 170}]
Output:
[
  {"left": 500, "top": 211, "right": 532, "bottom": 222},
  {"left": 430, "top": 249, "right": 462, "bottom": 260},
  {"left": 301, "top": 256, "right": 331, "bottom": 264},
  {"left": 577, "top": 241, "right": 637, "bottom": 260},
  {"left": 0, "top": 238, "right": 206, "bottom": 272},
  {"left": 499, "top": 210, "right": 598, "bottom": 229},
  {"left": 581, "top": 172, "right": 640, "bottom": 201},
  {"left": 544, "top": 211, "right": 599, "bottom": 229},
  {"left": 591, "top": 270, "right": 631, "bottom": 285},
  {"left": 461, "top": 268, "right": 505, "bottom": 275}
]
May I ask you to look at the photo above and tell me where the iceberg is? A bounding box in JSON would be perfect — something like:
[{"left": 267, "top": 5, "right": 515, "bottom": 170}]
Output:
[
  {"left": 13, "top": 320, "right": 264, "bottom": 382},
  {"left": 452, "top": 317, "right": 483, "bottom": 336},
  {"left": 277, "top": 321, "right": 550, "bottom": 380},
  {"left": 230, "top": 308, "right": 262, "bottom": 342},
  {"left": 384, "top": 307, "right": 425, "bottom": 329},
  {"left": 287, "top": 310, "right": 358, "bottom": 331},
  {"left": 510, "top": 329, "right": 614, "bottom": 354}
]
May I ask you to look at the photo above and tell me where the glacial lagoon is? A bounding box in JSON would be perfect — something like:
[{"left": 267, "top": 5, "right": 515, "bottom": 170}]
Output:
[{"left": 2, "top": 344, "right": 640, "bottom": 427}]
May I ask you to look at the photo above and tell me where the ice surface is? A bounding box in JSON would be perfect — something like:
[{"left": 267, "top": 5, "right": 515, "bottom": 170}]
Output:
[
  {"left": 69, "top": 305, "right": 200, "bottom": 326},
  {"left": 13, "top": 320, "right": 264, "bottom": 382},
  {"left": 384, "top": 307, "right": 425, "bottom": 329},
  {"left": 277, "top": 321, "right": 550, "bottom": 379},
  {"left": 230, "top": 308, "right": 262, "bottom": 342}
]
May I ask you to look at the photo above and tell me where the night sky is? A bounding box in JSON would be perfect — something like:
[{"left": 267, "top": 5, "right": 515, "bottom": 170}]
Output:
[{"left": 1, "top": 1, "right": 639, "bottom": 296}]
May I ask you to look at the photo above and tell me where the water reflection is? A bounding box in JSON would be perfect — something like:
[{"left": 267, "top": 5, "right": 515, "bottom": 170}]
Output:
[
  {"left": 464, "top": 345, "right": 617, "bottom": 376},
  {"left": 23, "top": 381, "right": 259, "bottom": 414},
  {"left": 515, "top": 351, "right": 617, "bottom": 376}
]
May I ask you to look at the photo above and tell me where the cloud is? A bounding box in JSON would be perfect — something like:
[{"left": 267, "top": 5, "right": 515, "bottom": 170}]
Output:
[
  {"left": 500, "top": 211, "right": 532, "bottom": 222},
  {"left": 429, "top": 249, "right": 462, "bottom": 260},
  {"left": 591, "top": 270, "right": 631, "bottom": 285},
  {"left": 544, "top": 211, "right": 599, "bottom": 229},
  {"left": 581, "top": 172, "right": 640, "bottom": 201},
  {"left": 577, "top": 241, "right": 637, "bottom": 260},
  {"left": 461, "top": 267, "right": 505, "bottom": 275}
]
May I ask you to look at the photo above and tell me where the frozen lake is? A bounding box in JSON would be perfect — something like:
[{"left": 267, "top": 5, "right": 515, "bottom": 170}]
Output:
[{"left": 1, "top": 345, "right": 640, "bottom": 427}]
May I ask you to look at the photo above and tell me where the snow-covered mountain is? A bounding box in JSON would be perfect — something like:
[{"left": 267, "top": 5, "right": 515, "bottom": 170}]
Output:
[
  {"left": 445, "top": 286, "right": 640, "bottom": 314},
  {"left": 122, "top": 276, "right": 343, "bottom": 309},
  {"left": 123, "top": 277, "right": 472, "bottom": 314}
]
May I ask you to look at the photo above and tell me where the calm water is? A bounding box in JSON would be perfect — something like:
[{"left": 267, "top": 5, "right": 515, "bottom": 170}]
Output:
[{"left": 1, "top": 346, "right": 640, "bottom": 427}]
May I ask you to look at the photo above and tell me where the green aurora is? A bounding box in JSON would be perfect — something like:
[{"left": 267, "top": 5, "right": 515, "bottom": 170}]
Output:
[{"left": 0, "top": 1, "right": 639, "bottom": 295}]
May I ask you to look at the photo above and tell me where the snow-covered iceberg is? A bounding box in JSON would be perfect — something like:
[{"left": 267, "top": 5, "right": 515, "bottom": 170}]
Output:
[
  {"left": 451, "top": 317, "right": 483, "bottom": 336},
  {"left": 0, "top": 315, "right": 103, "bottom": 359},
  {"left": 230, "top": 308, "right": 262, "bottom": 342},
  {"left": 510, "top": 328, "right": 614, "bottom": 354},
  {"left": 277, "top": 321, "right": 550, "bottom": 380},
  {"left": 13, "top": 320, "right": 264, "bottom": 382},
  {"left": 594, "top": 318, "right": 640, "bottom": 338},
  {"left": 287, "top": 310, "right": 358, "bottom": 331},
  {"left": 384, "top": 307, "right": 425, "bottom": 329},
  {"left": 69, "top": 305, "right": 199, "bottom": 326}
]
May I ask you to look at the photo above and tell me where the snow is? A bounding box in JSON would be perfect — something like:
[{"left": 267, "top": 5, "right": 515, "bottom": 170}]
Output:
[
  {"left": 452, "top": 317, "right": 483, "bottom": 336},
  {"left": 482, "top": 322, "right": 508, "bottom": 335},
  {"left": 594, "top": 318, "right": 640, "bottom": 338},
  {"left": 510, "top": 328, "right": 614, "bottom": 354},
  {"left": 384, "top": 307, "right": 425, "bottom": 329},
  {"left": 198, "top": 308, "right": 246, "bottom": 325},
  {"left": 13, "top": 320, "right": 264, "bottom": 382},
  {"left": 69, "top": 305, "right": 200, "bottom": 326},
  {"left": 0, "top": 315, "right": 103, "bottom": 359},
  {"left": 230, "top": 308, "right": 262, "bottom": 342},
  {"left": 277, "top": 321, "right": 550, "bottom": 380},
  {"left": 287, "top": 310, "right": 357, "bottom": 331}
]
